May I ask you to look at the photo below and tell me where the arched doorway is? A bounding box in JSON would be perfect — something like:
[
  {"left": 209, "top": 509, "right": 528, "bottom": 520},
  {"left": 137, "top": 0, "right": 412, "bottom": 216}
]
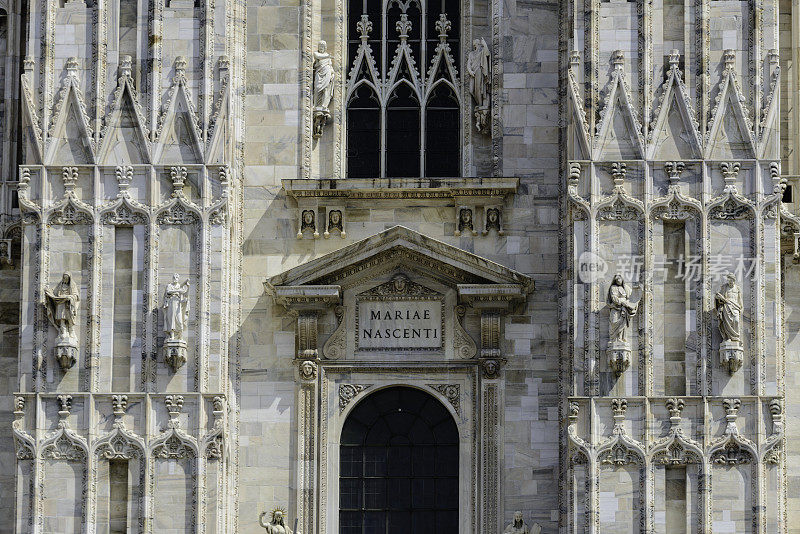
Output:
[{"left": 339, "top": 386, "right": 459, "bottom": 533}]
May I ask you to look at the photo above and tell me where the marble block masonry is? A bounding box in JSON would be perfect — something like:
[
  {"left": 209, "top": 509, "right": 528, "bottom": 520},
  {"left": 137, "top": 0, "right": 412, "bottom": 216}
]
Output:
[{"left": 1, "top": 0, "right": 800, "bottom": 532}]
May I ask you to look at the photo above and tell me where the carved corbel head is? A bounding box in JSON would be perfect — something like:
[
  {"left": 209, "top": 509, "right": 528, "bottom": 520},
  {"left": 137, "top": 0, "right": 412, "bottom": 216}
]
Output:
[{"left": 298, "top": 359, "right": 318, "bottom": 381}]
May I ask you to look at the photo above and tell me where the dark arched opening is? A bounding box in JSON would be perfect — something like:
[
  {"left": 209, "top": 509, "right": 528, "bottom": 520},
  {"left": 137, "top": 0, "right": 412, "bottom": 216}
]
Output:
[{"left": 339, "top": 386, "right": 459, "bottom": 533}]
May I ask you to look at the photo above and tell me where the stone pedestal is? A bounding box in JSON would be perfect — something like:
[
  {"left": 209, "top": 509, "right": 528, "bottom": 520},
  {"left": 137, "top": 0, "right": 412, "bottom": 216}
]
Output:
[
  {"left": 313, "top": 107, "right": 331, "bottom": 138},
  {"left": 720, "top": 339, "right": 743, "bottom": 375},
  {"left": 55, "top": 335, "right": 78, "bottom": 370},
  {"left": 164, "top": 339, "right": 187, "bottom": 372},
  {"left": 608, "top": 340, "right": 631, "bottom": 376}
]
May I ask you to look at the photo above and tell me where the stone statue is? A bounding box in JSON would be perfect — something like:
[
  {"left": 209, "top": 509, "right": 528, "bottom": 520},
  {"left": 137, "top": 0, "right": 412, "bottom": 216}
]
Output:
[
  {"left": 259, "top": 509, "right": 293, "bottom": 534},
  {"left": 44, "top": 272, "right": 81, "bottom": 370},
  {"left": 162, "top": 273, "right": 190, "bottom": 371},
  {"left": 45, "top": 272, "right": 80, "bottom": 339},
  {"left": 504, "top": 511, "right": 538, "bottom": 534},
  {"left": 607, "top": 274, "right": 638, "bottom": 344},
  {"left": 715, "top": 272, "right": 744, "bottom": 374},
  {"left": 466, "top": 38, "right": 491, "bottom": 132},
  {"left": 715, "top": 272, "right": 742, "bottom": 343},
  {"left": 163, "top": 273, "right": 190, "bottom": 341},
  {"left": 313, "top": 40, "right": 334, "bottom": 138}
]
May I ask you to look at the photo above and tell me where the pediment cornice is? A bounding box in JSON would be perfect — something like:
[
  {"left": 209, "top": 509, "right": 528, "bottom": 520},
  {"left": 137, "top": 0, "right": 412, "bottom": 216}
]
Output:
[{"left": 264, "top": 226, "right": 533, "bottom": 297}]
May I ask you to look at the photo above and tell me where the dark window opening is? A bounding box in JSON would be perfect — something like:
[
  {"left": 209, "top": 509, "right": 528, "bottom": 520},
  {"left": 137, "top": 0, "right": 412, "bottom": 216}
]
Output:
[
  {"left": 386, "top": 84, "right": 421, "bottom": 178},
  {"left": 783, "top": 184, "right": 793, "bottom": 204},
  {"left": 346, "top": 0, "right": 460, "bottom": 178},
  {"left": 425, "top": 84, "right": 460, "bottom": 177},
  {"left": 340, "top": 386, "right": 459, "bottom": 534},
  {"left": 347, "top": 85, "right": 381, "bottom": 178}
]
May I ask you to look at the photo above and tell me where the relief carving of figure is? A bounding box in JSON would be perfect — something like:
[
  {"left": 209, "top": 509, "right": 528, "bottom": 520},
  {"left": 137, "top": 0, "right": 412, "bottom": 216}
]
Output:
[
  {"left": 455, "top": 207, "right": 475, "bottom": 236},
  {"left": 313, "top": 40, "right": 334, "bottom": 137},
  {"left": 484, "top": 207, "right": 503, "bottom": 235},
  {"left": 298, "top": 209, "right": 319, "bottom": 238},
  {"left": 324, "top": 209, "right": 345, "bottom": 238},
  {"left": 466, "top": 38, "right": 491, "bottom": 133},
  {"left": 715, "top": 272, "right": 742, "bottom": 343},
  {"left": 259, "top": 509, "right": 294, "bottom": 534},
  {"left": 45, "top": 272, "right": 80, "bottom": 340},
  {"left": 607, "top": 274, "right": 638, "bottom": 344},
  {"left": 163, "top": 273, "right": 190, "bottom": 341}
]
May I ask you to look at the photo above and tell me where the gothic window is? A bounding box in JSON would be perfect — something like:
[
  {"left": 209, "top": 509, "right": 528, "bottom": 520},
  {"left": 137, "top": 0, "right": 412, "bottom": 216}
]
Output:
[
  {"left": 346, "top": 0, "right": 461, "bottom": 178},
  {"left": 339, "top": 386, "right": 459, "bottom": 534}
]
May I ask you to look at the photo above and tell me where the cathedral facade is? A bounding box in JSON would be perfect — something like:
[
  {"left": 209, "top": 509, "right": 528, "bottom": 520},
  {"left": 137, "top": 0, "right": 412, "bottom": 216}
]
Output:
[{"left": 0, "top": 0, "right": 799, "bottom": 532}]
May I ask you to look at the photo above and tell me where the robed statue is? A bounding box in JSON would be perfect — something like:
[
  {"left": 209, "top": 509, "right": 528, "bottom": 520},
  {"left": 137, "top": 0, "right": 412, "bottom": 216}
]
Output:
[
  {"left": 607, "top": 274, "right": 638, "bottom": 344},
  {"left": 715, "top": 272, "right": 742, "bottom": 343},
  {"left": 45, "top": 272, "right": 80, "bottom": 339},
  {"left": 163, "top": 273, "right": 190, "bottom": 341},
  {"left": 313, "top": 40, "right": 334, "bottom": 137},
  {"left": 259, "top": 509, "right": 294, "bottom": 534},
  {"left": 466, "top": 38, "right": 491, "bottom": 132}
]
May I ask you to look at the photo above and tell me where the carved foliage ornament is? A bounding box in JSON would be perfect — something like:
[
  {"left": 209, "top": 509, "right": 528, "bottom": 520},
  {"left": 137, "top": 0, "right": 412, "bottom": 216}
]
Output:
[
  {"left": 710, "top": 440, "right": 753, "bottom": 466},
  {"left": 339, "top": 384, "right": 372, "bottom": 414},
  {"left": 157, "top": 202, "right": 199, "bottom": 225},
  {"left": 428, "top": 384, "right": 461, "bottom": 416},
  {"left": 101, "top": 203, "right": 146, "bottom": 226}
]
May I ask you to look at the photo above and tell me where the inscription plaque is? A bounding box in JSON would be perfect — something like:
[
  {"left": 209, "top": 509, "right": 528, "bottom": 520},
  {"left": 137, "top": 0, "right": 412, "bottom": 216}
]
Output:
[{"left": 355, "top": 274, "right": 445, "bottom": 351}]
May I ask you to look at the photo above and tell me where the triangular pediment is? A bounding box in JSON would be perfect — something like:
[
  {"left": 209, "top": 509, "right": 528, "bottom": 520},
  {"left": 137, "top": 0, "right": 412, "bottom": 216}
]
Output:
[
  {"left": 266, "top": 226, "right": 533, "bottom": 291},
  {"left": 594, "top": 74, "right": 645, "bottom": 160},
  {"left": 154, "top": 80, "right": 204, "bottom": 164},
  {"left": 648, "top": 64, "right": 702, "bottom": 159},
  {"left": 99, "top": 78, "right": 151, "bottom": 164}
]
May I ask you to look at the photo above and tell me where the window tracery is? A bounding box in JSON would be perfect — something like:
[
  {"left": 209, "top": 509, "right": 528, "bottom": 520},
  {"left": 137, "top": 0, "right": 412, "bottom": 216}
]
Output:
[{"left": 346, "top": 0, "right": 461, "bottom": 178}]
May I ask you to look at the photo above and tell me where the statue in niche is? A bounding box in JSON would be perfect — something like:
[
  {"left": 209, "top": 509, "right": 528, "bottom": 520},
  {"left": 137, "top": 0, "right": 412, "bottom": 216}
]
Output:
[
  {"left": 715, "top": 272, "right": 742, "bottom": 343},
  {"left": 163, "top": 273, "right": 190, "bottom": 341},
  {"left": 504, "top": 511, "right": 539, "bottom": 534},
  {"left": 484, "top": 207, "right": 503, "bottom": 235},
  {"left": 45, "top": 272, "right": 80, "bottom": 339},
  {"left": 297, "top": 209, "right": 319, "bottom": 239},
  {"left": 313, "top": 40, "right": 334, "bottom": 138},
  {"left": 607, "top": 274, "right": 638, "bottom": 344},
  {"left": 324, "top": 209, "right": 345, "bottom": 238},
  {"left": 162, "top": 273, "right": 190, "bottom": 371},
  {"left": 259, "top": 509, "right": 294, "bottom": 534},
  {"left": 455, "top": 207, "right": 476, "bottom": 236},
  {"left": 44, "top": 272, "right": 81, "bottom": 370},
  {"left": 466, "top": 38, "right": 491, "bottom": 133},
  {"left": 715, "top": 272, "right": 744, "bottom": 374}
]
